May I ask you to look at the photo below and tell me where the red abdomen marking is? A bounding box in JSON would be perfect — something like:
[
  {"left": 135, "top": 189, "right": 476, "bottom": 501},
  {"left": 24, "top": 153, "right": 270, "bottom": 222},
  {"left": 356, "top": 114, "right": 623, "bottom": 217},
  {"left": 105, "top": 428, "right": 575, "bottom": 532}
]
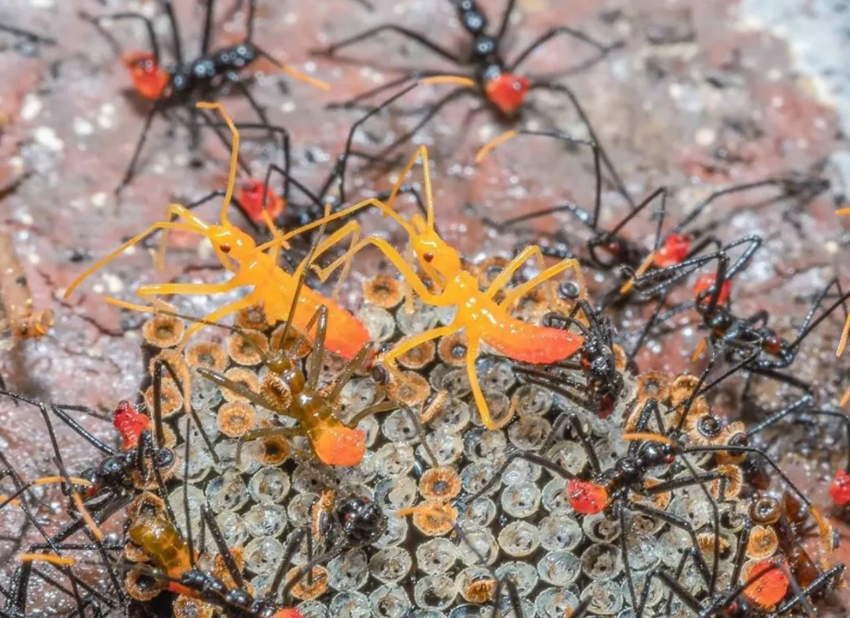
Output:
[
  {"left": 113, "top": 400, "right": 149, "bottom": 450},
  {"left": 240, "top": 179, "right": 285, "bottom": 223},
  {"left": 121, "top": 51, "right": 169, "bottom": 100},
  {"left": 485, "top": 73, "right": 530, "bottom": 115},
  {"left": 567, "top": 480, "right": 608, "bottom": 515},
  {"left": 830, "top": 469, "right": 850, "bottom": 505},
  {"left": 482, "top": 316, "right": 583, "bottom": 364},
  {"left": 693, "top": 274, "right": 731, "bottom": 305},
  {"left": 743, "top": 559, "right": 789, "bottom": 608},
  {"left": 653, "top": 233, "right": 691, "bottom": 268},
  {"left": 295, "top": 288, "right": 371, "bottom": 361}
]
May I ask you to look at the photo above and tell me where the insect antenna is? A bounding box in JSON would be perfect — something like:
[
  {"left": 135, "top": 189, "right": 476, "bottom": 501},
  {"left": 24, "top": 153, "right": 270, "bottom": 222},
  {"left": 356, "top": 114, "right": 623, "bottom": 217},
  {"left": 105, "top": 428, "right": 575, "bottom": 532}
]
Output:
[{"left": 0, "top": 23, "right": 56, "bottom": 47}]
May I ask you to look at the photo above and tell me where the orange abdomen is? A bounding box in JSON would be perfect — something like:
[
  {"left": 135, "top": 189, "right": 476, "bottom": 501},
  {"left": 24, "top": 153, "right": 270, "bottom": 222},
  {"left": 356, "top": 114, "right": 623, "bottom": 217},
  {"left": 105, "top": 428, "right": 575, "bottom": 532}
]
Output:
[
  {"left": 295, "top": 287, "right": 371, "bottom": 361},
  {"left": 481, "top": 315, "right": 583, "bottom": 364}
]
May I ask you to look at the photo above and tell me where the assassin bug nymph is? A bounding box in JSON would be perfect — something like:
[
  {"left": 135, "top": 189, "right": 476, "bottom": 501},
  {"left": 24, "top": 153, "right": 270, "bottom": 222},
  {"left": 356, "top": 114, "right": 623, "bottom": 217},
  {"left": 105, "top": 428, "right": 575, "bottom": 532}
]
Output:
[
  {"left": 315, "top": 0, "right": 632, "bottom": 205},
  {"left": 80, "top": 0, "right": 328, "bottom": 194},
  {"left": 479, "top": 129, "right": 831, "bottom": 309}
]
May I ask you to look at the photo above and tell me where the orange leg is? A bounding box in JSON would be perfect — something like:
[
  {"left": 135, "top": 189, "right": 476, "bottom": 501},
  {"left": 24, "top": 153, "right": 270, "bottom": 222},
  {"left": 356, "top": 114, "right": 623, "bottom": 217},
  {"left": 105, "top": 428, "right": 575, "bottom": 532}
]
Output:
[
  {"left": 176, "top": 295, "right": 256, "bottom": 355},
  {"left": 63, "top": 219, "right": 199, "bottom": 298},
  {"left": 300, "top": 220, "right": 362, "bottom": 302},
  {"left": 838, "top": 313, "right": 850, "bottom": 357},
  {"left": 383, "top": 324, "right": 460, "bottom": 369},
  {"left": 498, "top": 257, "right": 583, "bottom": 309},
  {"left": 464, "top": 335, "right": 512, "bottom": 430},
  {"left": 257, "top": 197, "right": 408, "bottom": 254},
  {"left": 329, "top": 237, "right": 444, "bottom": 306},
  {"left": 155, "top": 202, "right": 212, "bottom": 270}
]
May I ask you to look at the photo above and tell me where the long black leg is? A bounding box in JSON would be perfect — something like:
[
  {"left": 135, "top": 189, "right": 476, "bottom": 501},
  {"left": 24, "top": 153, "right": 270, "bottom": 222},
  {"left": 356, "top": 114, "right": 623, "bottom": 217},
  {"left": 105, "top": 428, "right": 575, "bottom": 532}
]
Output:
[
  {"left": 327, "top": 72, "right": 437, "bottom": 110},
  {"left": 245, "top": 0, "right": 258, "bottom": 43},
  {"left": 372, "top": 87, "right": 472, "bottom": 161},
  {"left": 315, "top": 24, "right": 465, "bottom": 63},
  {"left": 78, "top": 12, "right": 161, "bottom": 65},
  {"left": 0, "top": 24, "right": 56, "bottom": 46},
  {"left": 200, "top": 505, "right": 245, "bottom": 588},
  {"left": 509, "top": 26, "right": 621, "bottom": 71},
  {"left": 200, "top": 0, "right": 215, "bottom": 57},
  {"left": 673, "top": 178, "right": 783, "bottom": 233},
  {"left": 777, "top": 564, "right": 845, "bottom": 614},
  {"left": 159, "top": 0, "right": 184, "bottom": 65},
  {"left": 628, "top": 501, "right": 713, "bottom": 592},
  {"left": 116, "top": 96, "right": 167, "bottom": 195},
  {"left": 229, "top": 78, "right": 274, "bottom": 143},
  {"left": 494, "top": 0, "right": 517, "bottom": 48},
  {"left": 619, "top": 504, "right": 638, "bottom": 611},
  {"left": 332, "top": 82, "right": 421, "bottom": 203},
  {"left": 529, "top": 81, "right": 634, "bottom": 208}
]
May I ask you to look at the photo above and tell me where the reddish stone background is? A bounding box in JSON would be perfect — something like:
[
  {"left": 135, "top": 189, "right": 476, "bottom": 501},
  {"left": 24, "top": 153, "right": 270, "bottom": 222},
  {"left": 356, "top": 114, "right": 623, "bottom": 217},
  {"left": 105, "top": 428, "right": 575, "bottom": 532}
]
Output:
[{"left": 1, "top": 0, "right": 849, "bottom": 613}]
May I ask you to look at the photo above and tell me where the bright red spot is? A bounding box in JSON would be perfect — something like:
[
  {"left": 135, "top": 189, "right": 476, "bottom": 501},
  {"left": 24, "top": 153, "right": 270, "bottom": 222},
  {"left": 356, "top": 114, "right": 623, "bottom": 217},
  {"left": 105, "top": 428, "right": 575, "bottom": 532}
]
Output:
[
  {"left": 743, "top": 559, "right": 789, "bottom": 608},
  {"left": 485, "top": 73, "right": 530, "bottom": 115},
  {"left": 239, "top": 179, "right": 285, "bottom": 223},
  {"left": 113, "top": 400, "right": 149, "bottom": 451},
  {"left": 567, "top": 480, "right": 608, "bottom": 515},
  {"left": 273, "top": 610, "right": 304, "bottom": 618},
  {"left": 312, "top": 426, "right": 366, "bottom": 467},
  {"left": 693, "top": 274, "right": 731, "bottom": 306},
  {"left": 830, "top": 469, "right": 850, "bottom": 505},
  {"left": 653, "top": 233, "right": 692, "bottom": 268},
  {"left": 121, "top": 51, "right": 169, "bottom": 100}
]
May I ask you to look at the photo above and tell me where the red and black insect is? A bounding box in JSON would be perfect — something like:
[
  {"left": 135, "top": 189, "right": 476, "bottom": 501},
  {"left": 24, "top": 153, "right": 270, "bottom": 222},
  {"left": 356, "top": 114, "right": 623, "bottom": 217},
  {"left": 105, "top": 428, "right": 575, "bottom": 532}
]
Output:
[
  {"left": 80, "top": 0, "right": 326, "bottom": 194},
  {"left": 172, "top": 83, "right": 432, "bottom": 253},
  {"left": 636, "top": 253, "right": 850, "bottom": 406},
  {"left": 315, "top": 0, "right": 630, "bottom": 204},
  {"left": 515, "top": 298, "right": 626, "bottom": 420},
  {"left": 483, "top": 130, "right": 830, "bottom": 310}
]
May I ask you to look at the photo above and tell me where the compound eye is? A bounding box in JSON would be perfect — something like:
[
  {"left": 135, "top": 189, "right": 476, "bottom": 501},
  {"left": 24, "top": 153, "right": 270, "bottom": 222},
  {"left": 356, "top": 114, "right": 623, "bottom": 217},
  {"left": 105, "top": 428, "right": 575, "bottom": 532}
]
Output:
[
  {"left": 423, "top": 252, "right": 435, "bottom": 263},
  {"left": 219, "top": 243, "right": 232, "bottom": 254}
]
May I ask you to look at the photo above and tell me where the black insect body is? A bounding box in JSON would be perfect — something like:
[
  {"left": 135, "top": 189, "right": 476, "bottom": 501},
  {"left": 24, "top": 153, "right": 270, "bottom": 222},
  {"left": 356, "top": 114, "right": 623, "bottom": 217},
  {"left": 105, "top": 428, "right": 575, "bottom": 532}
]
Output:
[
  {"left": 81, "top": 0, "right": 326, "bottom": 193},
  {"left": 316, "top": 0, "right": 630, "bottom": 204}
]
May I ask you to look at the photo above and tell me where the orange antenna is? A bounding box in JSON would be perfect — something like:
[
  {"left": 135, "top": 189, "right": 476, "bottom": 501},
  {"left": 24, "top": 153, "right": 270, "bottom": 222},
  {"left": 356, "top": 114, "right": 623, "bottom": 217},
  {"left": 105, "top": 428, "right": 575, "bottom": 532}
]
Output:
[
  {"left": 421, "top": 75, "right": 476, "bottom": 88},
  {"left": 196, "top": 102, "right": 240, "bottom": 226},
  {"left": 280, "top": 65, "right": 329, "bottom": 91},
  {"left": 809, "top": 505, "right": 835, "bottom": 570},
  {"left": 621, "top": 433, "right": 675, "bottom": 446},
  {"left": 691, "top": 338, "right": 708, "bottom": 362},
  {"left": 18, "top": 554, "right": 76, "bottom": 566},
  {"left": 63, "top": 221, "right": 198, "bottom": 298},
  {"left": 475, "top": 130, "right": 518, "bottom": 163},
  {"left": 619, "top": 251, "right": 655, "bottom": 295},
  {"left": 386, "top": 146, "right": 436, "bottom": 230}
]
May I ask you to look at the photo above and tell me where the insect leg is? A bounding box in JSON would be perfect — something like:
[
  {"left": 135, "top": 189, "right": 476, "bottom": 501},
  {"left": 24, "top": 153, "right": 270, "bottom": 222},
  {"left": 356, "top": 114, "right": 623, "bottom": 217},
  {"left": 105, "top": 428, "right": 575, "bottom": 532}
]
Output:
[
  {"left": 78, "top": 11, "right": 160, "bottom": 64},
  {"left": 314, "top": 24, "right": 464, "bottom": 63},
  {"left": 528, "top": 81, "right": 634, "bottom": 208},
  {"left": 508, "top": 26, "right": 622, "bottom": 72}
]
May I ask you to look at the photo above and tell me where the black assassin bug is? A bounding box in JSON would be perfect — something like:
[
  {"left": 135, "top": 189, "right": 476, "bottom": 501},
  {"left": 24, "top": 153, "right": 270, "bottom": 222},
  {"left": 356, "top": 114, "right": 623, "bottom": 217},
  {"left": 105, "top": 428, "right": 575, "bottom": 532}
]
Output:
[
  {"left": 0, "top": 449, "right": 126, "bottom": 618},
  {"left": 515, "top": 298, "right": 627, "bottom": 420},
  {"left": 635, "top": 252, "right": 850, "bottom": 408},
  {"left": 314, "top": 0, "right": 632, "bottom": 205},
  {"left": 18, "top": 416, "right": 307, "bottom": 618},
  {"left": 79, "top": 0, "right": 327, "bottom": 194},
  {"left": 478, "top": 129, "right": 831, "bottom": 310}
]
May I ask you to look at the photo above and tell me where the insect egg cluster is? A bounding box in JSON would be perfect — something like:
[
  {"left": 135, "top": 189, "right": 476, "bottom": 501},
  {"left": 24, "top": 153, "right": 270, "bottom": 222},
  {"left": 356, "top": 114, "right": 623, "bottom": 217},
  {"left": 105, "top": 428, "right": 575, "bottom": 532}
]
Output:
[{"left": 122, "top": 268, "right": 831, "bottom": 618}]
